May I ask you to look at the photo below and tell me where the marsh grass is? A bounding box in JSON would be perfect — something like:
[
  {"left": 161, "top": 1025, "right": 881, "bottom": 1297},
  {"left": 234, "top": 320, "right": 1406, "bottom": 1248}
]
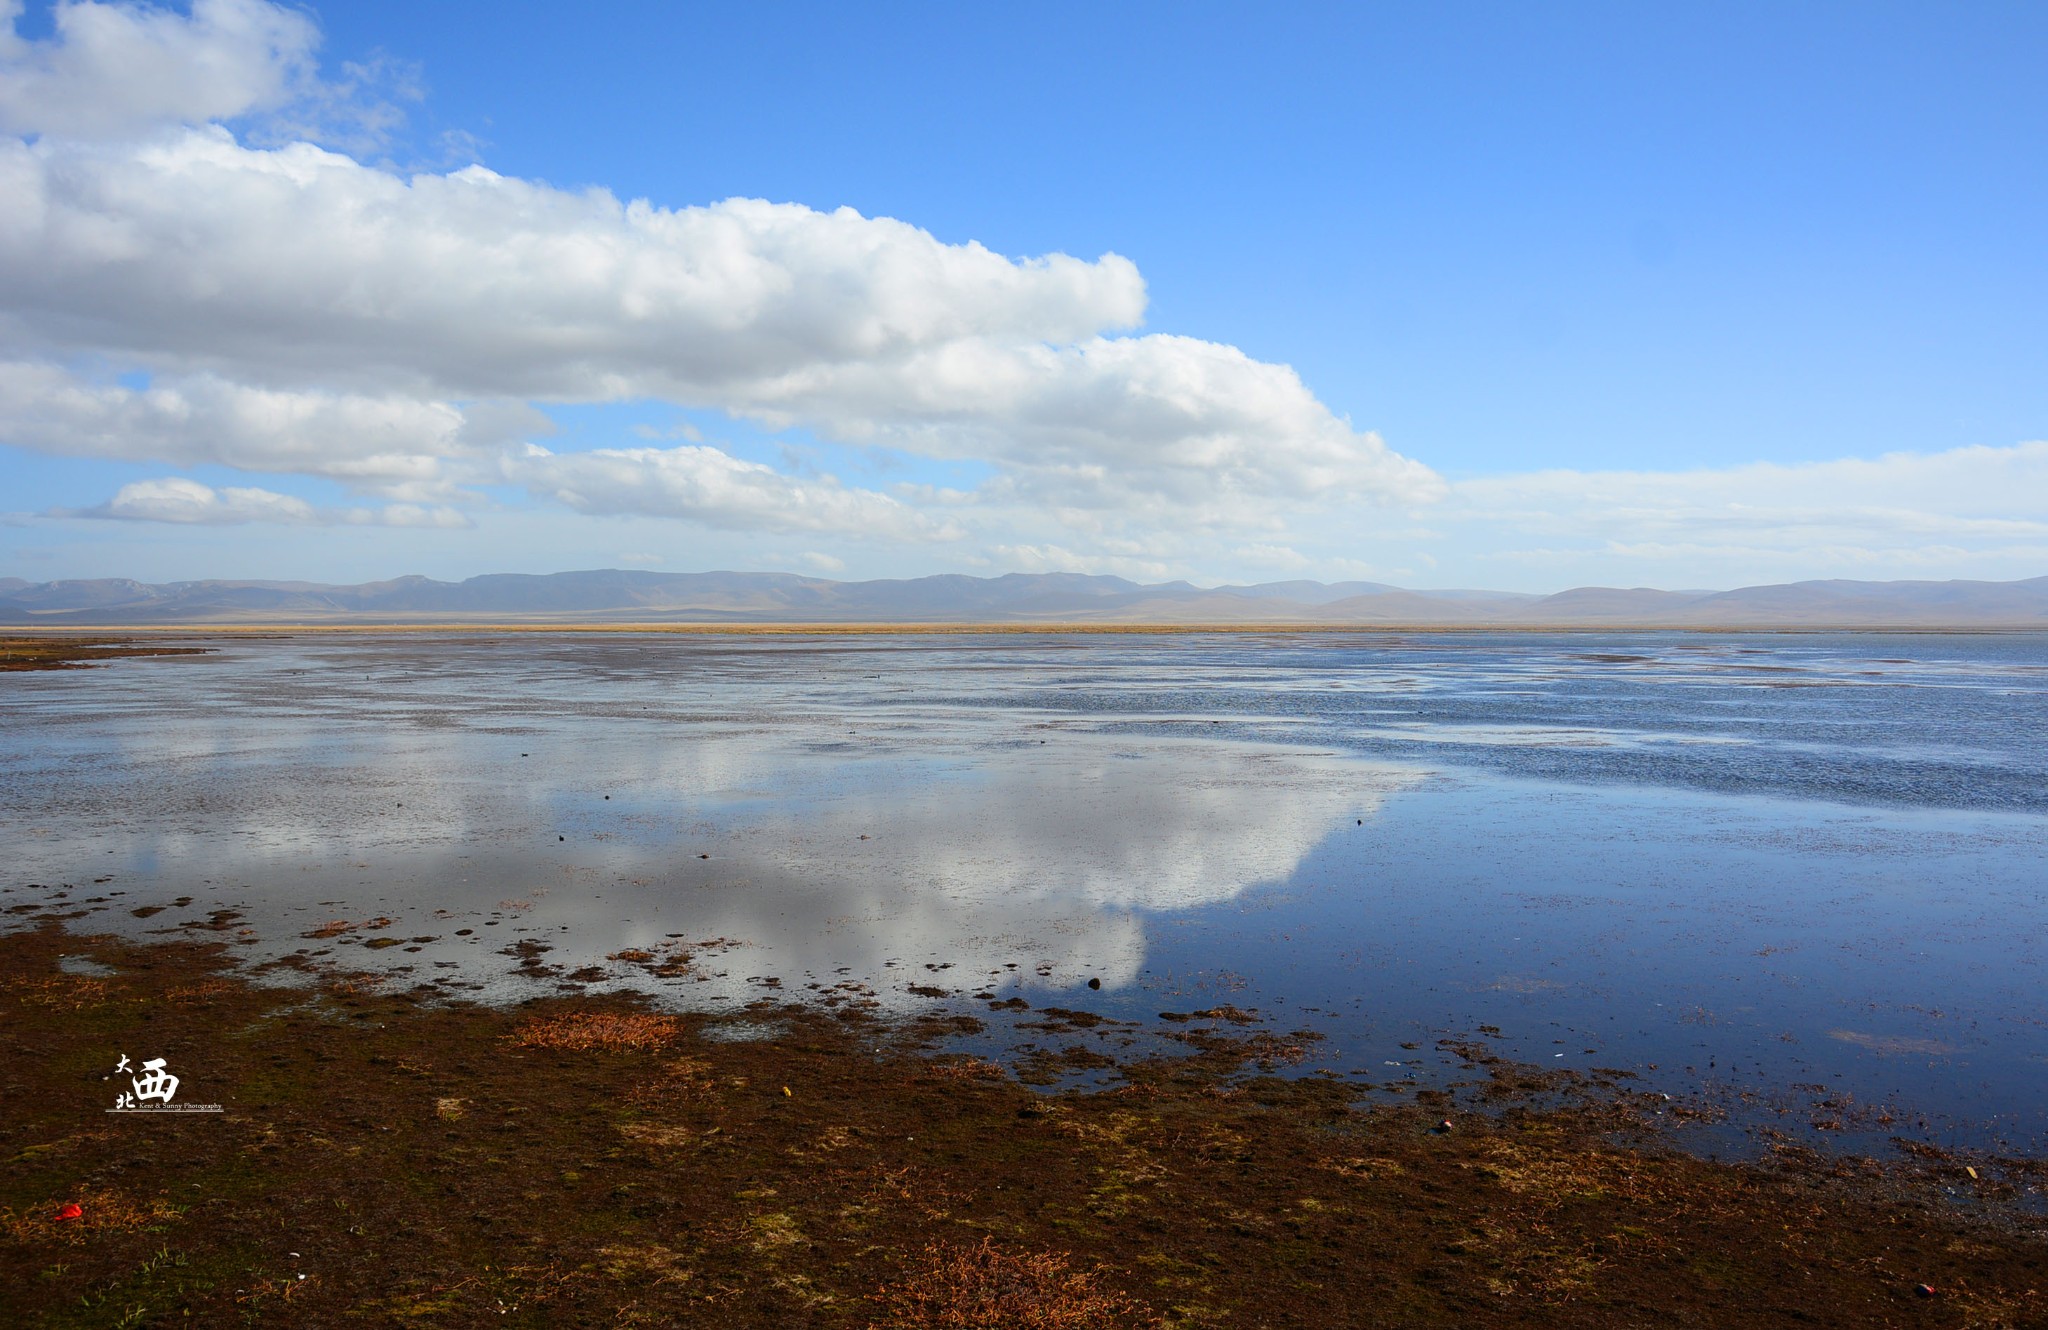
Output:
[
  {"left": 5, "top": 924, "right": 2046, "bottom": 1327},
  {"left": 869, "top": 1236, "right": 1158, "bottom": 1329},
  {"left": 0, "top": 637, "right": 211, "bottom": 671},
  {"left": 508, "top": 1010, "right": 684, "bottom": 1052}
]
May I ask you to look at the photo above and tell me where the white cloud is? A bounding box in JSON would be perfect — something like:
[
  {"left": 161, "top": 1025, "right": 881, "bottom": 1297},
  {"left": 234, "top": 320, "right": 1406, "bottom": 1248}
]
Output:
[
  {"left": 0, "top": 360, "right": 525, "bottom": 500},
  {"left": 0, "top": 3, "right": 1441, "bottom": 565},
  {"left": 506, "top": 442, "right": 949, "bottom": 540},
  {"left": 369, "top": 502, "right": 469, "bottom": 529},
  {"left": 751, "top": 332, "right": 1444, "bottom": 514},
  {"left": 0, "top": 0, "right": 415, "bottom": 152},
  {"left": 0, "top": 131, "right": 1147, "bottom": 397},
  {"left": 85, "top": 475, "right": 311, "bottom": 524},
  {"left": 984, "top": 543, "right": 1174, "bottom": 581},
  {"left": 1232, "top": 543, "right": 1313, "bottom": 570},
  {"left": 1455, "top": 443, "right": 2048, "bottom": 546},
  {"left": 0, "top": 116, "right": 1436, "bottom": 532},
  {"left": 247, "top": 50, "right": 421, "bottom": 157},
  {"left": 16, "top": 1, "right": 2034, "bottom": 592},
  {"left": 66, "top": 475, "right": 467, "bottom": 527},
  {"left": 0, "top": 0, "right": 317, "bottom": 139},
  {"left": 1431, "top": 442, "right": 2048, "bottom": 583}
]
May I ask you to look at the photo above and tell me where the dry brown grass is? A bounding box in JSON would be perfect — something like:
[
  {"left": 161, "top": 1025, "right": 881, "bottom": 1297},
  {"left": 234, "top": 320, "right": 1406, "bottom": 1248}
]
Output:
[
  {"left": 622, "top": 1053, "right": 721, "bottom": 1108},
  {"left": 164, "top": 978, "right": 237, "bottom": 1004},
  {"left": 2, "top": 975, "right": 119, "bottom": 1010},
  {"left": 3, "top": 1187, "right": 184, "bottom": 1244},
  {"left": 616, "top": 1121, "right": 699, "bottom": 1149},
  {"left": 0, "top": 636, "right": 211, "bottom": 670},
  {"left": 508, "top": 1010, "right": 683, "bottom": 1052},
  {"left": 318, "top": 973, "right": 387, "bottom": 998},
  {"left": 301, "top": 916, "right": 391, "bottom": 939},
  {"left": 596, "top": 1242, "right": 695, "bottom": 1286},
  {"left": 868, "top": 1236, "right": 1155, "bottom": 1329},
  {"left": 921, "top": 1056, "right": 1007, "bottom": 1082}
]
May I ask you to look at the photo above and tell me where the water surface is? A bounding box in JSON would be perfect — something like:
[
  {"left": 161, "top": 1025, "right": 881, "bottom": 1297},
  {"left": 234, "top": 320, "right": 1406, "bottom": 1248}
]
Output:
[{"left": 4, "top": 631, "right": 2044, "bottom": 1154}]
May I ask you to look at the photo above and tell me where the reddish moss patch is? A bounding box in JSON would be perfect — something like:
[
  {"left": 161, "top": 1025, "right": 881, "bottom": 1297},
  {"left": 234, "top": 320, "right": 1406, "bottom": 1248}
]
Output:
[
  {"left": 870, "top": 1235, "right": 1158, "bottom": 1328},
  {"left": 508, "top": 1010, "right": 684, "bottom": 1052}
]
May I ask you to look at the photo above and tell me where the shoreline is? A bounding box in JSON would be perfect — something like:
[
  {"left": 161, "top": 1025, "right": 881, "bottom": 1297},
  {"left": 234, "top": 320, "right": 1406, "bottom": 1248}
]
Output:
[
  {"left": 6, "top": 622, "right": 2046, "bottom": 641},
  {"left": 0, "top": 636, "right": 215, "bottom": 671},
  {"left": 4, "top": 924, "right": 2043, "bottom": 1327}
]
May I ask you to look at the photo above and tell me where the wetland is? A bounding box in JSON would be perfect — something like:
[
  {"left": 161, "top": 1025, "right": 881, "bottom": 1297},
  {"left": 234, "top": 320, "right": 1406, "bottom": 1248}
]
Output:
[{"left": 4, "top": 629, "right": 2046, "bottom": 1325}]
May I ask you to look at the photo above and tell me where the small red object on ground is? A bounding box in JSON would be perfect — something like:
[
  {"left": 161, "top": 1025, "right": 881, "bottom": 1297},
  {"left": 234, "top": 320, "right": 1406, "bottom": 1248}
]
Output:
[
  {"left": 1915, "top": 1283, "right": 1937, "bottom": 1297},
  {"left": 55, "top": 1203, "right": 82, "bottom": 1221}
]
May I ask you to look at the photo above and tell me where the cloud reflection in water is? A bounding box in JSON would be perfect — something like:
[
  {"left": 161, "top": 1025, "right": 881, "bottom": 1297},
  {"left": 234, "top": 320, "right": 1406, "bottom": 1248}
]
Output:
[{"left": 13, "top": 718, "right": 1419, "bottom": 1006}]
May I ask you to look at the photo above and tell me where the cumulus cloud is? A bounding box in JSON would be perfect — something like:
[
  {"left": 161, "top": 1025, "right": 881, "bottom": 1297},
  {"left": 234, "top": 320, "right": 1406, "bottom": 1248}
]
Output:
[
  {"left": 66, "top": 476, "right": 468, "bottom": 527},
  {"left": 507, "top": 442, "right": 948, "bottom": 540},
  {"left": 83, "top": 475, "right": 311, "bottom": 523},
  {"left": 0, "top": 0, "right": 318, "bottom": 139},
  {"left": 0, "top": 0, "right": 415, "bottom": 151},
  {"left": 0, "top": 62, "right": 1437, "bottom": 537},
  {"left": 747, "top": 333, "right": 1443, "bottom": 513},
  {"left": 0, "top": 360, "right": 509, "bottom": 499},
  {"left": 0, "top": 132, "right": 1147, "bottom": 396}
]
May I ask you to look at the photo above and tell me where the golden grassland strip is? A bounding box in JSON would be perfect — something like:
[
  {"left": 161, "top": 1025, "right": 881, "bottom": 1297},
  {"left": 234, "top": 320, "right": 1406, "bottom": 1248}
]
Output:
[{"left": 5, "top": 620, "right": 2041, "bottom": 638}]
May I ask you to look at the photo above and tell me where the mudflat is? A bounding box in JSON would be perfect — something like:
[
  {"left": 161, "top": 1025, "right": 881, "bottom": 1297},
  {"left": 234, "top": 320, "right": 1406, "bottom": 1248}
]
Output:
[
  {"left": 0, "top": 636, "right": 212, "bottom": 671},
  {"left": 3, "top": 924, "right": 2044, "bottom": 1329}
]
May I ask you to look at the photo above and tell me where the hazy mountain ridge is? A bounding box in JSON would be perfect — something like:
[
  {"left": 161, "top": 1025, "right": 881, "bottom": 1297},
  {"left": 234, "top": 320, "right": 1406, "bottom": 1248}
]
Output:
[{"left": 2, "top": 571, "right": 2045, "bottom": 627}]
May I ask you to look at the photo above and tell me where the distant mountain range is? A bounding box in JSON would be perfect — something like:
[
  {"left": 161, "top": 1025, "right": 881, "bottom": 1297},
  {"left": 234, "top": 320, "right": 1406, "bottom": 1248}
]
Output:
[{"left": 4, "top": 569, "right": 2047, "bottom": 627}]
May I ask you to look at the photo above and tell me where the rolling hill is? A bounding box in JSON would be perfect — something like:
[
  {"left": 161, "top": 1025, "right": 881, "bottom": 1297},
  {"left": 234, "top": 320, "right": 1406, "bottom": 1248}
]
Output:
[{"left": 3, "top": 571, "right": 2045, "bottom": 627}]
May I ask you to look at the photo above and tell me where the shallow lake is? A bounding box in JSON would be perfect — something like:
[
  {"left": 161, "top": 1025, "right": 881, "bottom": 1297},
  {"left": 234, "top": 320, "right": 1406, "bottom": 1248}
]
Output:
[{"left": 5, "top": 630, "right": 2045, "bottom": 1156}]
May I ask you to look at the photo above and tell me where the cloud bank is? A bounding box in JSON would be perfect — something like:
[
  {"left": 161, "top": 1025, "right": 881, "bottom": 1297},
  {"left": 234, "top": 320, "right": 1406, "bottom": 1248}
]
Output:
[
  {"left": 1449, "top": 442, "right": 2048, "bottom": 581},
  {"left": 0, "top": 0, "right": 1436, "bottom": 570}
]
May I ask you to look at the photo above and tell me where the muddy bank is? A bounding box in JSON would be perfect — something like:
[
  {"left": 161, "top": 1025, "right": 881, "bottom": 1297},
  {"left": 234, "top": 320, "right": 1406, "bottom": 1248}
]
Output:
[
  {"left": 0, "top": 636, "right": 212, "bottom": 671},
  {"left": 3, "top": 926, "right": 2044, "bottom": 1327}
]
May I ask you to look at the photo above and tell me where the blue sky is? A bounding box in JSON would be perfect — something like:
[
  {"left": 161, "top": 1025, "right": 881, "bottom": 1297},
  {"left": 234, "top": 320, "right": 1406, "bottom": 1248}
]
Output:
[{"left": 3, "top": 0, "right": 2045, "bottom": 590}]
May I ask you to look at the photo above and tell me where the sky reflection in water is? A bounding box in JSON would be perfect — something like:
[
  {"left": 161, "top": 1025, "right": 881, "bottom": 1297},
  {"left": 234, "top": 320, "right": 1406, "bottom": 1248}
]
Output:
[{"left": 3, "top": 631, "right": 2045, "bottom": 1153}]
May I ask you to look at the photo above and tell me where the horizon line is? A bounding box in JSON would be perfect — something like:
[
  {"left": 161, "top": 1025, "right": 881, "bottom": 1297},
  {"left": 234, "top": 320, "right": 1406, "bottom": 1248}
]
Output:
[{"left": 7, "top": 621, "right": 2043, "bottom": 636}]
